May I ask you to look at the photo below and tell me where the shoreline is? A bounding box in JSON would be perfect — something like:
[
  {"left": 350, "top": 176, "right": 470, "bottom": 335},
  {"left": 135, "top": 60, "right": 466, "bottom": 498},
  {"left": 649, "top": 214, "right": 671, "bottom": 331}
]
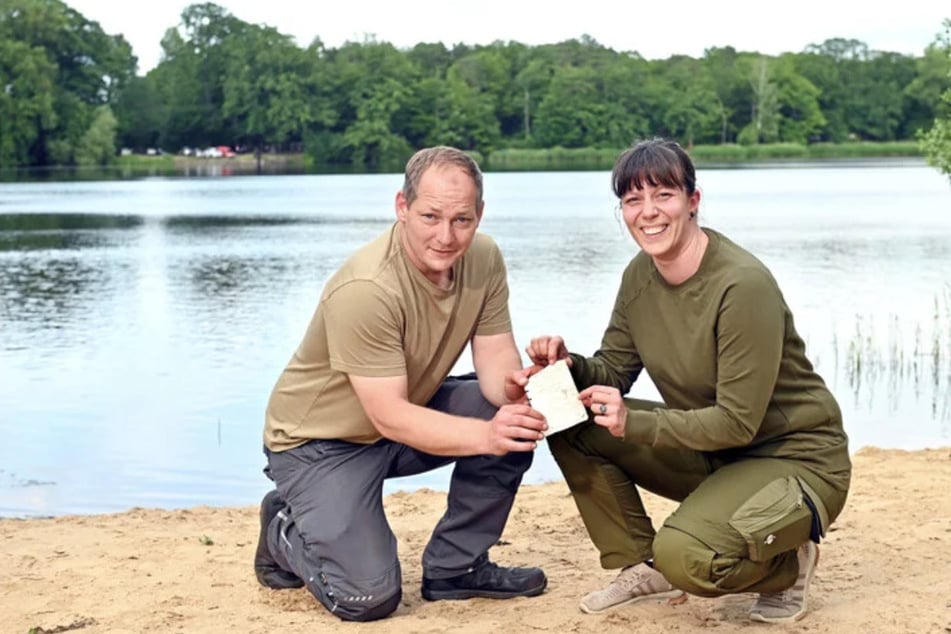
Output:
[{"left": 1, "top": 441, "right": 948, "bottom": 520}]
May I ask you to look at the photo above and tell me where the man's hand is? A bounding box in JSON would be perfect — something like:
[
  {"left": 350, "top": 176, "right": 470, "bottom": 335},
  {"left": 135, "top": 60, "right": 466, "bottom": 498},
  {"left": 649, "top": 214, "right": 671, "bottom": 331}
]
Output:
[
  {"left": 503, "top": 365, "right": 545, "bottom": 405},
  {"left": 579, "top": 385, "right": 625, "bottom": 438},
  {"left": 525, "top": 335, "right": 571, "bottom": 367},
  {"left": 484, "top": 403, "right": 547, "bottom": 455}
]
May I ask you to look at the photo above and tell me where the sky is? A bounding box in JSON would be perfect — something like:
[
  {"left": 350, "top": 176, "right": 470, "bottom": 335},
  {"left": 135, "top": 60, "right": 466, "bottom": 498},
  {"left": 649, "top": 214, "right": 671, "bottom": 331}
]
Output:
[{"left": 65, "top": 0, "right": 949, "bottom": 74}]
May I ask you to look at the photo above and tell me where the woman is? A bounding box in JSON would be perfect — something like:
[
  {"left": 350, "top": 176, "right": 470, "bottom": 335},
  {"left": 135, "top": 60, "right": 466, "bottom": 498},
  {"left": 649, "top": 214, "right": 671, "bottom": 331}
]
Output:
[{"left": 526, "top": 138, "right": 851, "bottom": 623}]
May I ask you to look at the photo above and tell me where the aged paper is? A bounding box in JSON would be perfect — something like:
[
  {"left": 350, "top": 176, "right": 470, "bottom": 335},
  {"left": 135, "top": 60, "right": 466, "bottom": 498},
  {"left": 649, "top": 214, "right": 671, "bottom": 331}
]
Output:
[{"left": 526, "top": 359, "right": 588, "bottom": 436}]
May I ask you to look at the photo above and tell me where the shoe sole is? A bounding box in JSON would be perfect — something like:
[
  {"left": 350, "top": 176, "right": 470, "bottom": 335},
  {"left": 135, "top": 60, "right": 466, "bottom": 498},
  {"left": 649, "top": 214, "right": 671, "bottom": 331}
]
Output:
[
  {"left": 422, "top": 579, "right": 548, "bottom": 601},
  {"left": 579, "top": 589, "right": 683, "bottom": 615},
  {"left": 749, "top": 543, "right": 819, "bottom": 624}
]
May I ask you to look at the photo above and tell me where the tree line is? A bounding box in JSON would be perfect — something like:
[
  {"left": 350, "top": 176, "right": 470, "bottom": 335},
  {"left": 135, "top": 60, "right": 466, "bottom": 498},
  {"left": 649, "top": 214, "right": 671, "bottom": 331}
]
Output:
[{"left": 1, "top": 0, "right": 949, "bottom": 174}]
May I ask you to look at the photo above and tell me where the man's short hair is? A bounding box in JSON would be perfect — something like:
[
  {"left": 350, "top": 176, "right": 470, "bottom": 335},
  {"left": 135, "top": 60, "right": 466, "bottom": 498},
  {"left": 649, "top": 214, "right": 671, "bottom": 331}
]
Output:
[{"left": 402, "top": 146, "right": 483, "bottom": 206}]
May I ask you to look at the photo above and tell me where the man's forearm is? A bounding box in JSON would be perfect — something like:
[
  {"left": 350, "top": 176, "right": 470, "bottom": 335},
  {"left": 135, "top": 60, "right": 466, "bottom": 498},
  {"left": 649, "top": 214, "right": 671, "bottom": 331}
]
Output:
[
  {"left": 471, "top": 331, "right": 524, "bottom": 406},
  {"left": 373, "top": 400, "right": 493, "bottom": 455},
  {"left": 479, "top": 347, "right": 523, "bottom": 406}
]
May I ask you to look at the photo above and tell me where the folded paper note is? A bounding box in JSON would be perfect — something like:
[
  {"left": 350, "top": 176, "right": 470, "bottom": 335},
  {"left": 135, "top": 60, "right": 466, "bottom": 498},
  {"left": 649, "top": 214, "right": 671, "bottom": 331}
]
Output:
[{"left": 526, "top": 359, "right": 588, "bottom": 436}]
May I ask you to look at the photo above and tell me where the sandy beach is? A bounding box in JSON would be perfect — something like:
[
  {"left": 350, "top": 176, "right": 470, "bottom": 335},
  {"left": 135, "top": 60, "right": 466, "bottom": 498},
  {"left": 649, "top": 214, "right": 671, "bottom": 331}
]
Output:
[{"left": 3, "top": 446, "right": 950, "bottom": 634}]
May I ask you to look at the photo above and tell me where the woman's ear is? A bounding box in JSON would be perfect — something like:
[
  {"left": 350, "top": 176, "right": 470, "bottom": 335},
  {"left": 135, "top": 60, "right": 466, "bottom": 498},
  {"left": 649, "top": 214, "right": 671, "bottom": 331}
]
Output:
[{"left": 688, "top": 189, "right": 701, "bottom": 220}]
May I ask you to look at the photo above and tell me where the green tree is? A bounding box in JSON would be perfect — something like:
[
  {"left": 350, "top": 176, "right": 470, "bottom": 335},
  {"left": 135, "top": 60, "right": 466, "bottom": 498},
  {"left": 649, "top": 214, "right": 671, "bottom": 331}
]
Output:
[
  {"left": 75, "top": 106, "right": 118, "bottom": 165},
  {"left": 114, "top": 74, "right": 167, "bottom": 151},
  {"left": 798, "top": 38, "right": 876, "bottom": 141},
  {"left": 773, "top": 56, "right": 826, "bottom": 143},
  {"left": 442, "top": 48, "right": 512, "bottom": 151},
  {"left": 0, "top": 0, "right": 135, "bottom": 165},
  {"left": 221, "top": 24, "right": 328, "bottom": 169},
  {"left": 799, "top": 38, "right": 919, "bottom": 141},
  {"left": 702, "top": 47, "right": 750, "bottom": 143},
  {"left": 152, "top": 3, "right": 250, "bottom": 150},
  {"left": 598, "top": 54, "right": 656, "bottom": 147},
  {"left": 904, "top": 40, "right": 951, "bottom": 137},
  {"left": 534, "top": 51, "right": 651, "bottom": 149},
  {"left": 341, "top": 77, "right": 413, "bottom": 169},
  {"left": 431, "top": 75, "right": 500, "bottom": 150},
  {"left": 919, "top": 19, "right": 951, "bottom": 183},
  {"left": 740, "top": 56, "right": 780, "bottom": 144},
  {"left": 534, "top": 66, "right": 603, "bottom": 147},
  {"left": 0, "top": 39, "right": 56, "bottom": 167},
  {"left": 324, "top": 38, "right": 415, "bottom": 168},
  {"left": 514, "top": 55, "right": 556, "bottom": 143},
  {"left": 654, "top": 56, "right": 721, "bottom": 146},
  {"left": 852, "top": 52, "right": 918, "bottom": 140}
]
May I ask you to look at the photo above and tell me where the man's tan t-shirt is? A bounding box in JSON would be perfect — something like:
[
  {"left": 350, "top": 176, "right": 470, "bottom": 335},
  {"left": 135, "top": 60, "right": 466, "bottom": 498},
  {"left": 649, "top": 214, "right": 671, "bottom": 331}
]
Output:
[{"left": 264, "top": 223, "right": 512, "bottom": 451}]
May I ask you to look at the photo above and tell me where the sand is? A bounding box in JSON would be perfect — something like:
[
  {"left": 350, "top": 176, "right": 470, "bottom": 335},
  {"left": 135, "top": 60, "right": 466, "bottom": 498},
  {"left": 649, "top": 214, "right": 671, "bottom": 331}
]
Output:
[{"left": 3, "top": 447, "right": 950, "bottom": 634}]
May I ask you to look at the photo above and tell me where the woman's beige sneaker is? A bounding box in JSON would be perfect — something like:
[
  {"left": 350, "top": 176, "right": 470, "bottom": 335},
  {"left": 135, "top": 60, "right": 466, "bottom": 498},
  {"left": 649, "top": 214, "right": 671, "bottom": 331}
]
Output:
[
  {"left": 749, "top": 541, "right": 819, "bottom": 623},
  {"left": 579, "top": 562, "right": 681, "bottom": 614}
]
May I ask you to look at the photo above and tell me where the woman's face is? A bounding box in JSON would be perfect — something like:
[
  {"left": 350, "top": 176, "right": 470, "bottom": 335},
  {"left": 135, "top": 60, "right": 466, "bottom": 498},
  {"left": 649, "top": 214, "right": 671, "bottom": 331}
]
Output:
[{"left": 620, "top": 183, "right": 700, "bottom": 262}]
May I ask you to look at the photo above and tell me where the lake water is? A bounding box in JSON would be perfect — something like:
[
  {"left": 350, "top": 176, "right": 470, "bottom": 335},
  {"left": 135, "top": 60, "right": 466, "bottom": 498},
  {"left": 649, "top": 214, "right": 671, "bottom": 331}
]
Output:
[{"left": 2, "top": 163, "right": 950, "bottom": 517}]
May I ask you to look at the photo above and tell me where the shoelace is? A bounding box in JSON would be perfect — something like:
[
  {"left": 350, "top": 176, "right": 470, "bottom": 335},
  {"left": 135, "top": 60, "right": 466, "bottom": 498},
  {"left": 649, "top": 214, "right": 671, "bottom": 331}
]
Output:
[
  {"left": 616, "top": 566, "right": 655, "bottom": 592},
  {"left": 755, "top": 589, "right": 794, "bottom": 608},
  {"left": 471, "top": 561, "right": 505, "bottom": 584}
]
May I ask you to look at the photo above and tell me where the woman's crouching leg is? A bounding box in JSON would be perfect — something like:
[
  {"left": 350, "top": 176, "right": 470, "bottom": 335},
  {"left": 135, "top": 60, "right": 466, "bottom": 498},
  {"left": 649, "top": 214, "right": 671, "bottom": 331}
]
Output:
[{"left": 652, "top": 524, "right": 797, "bottom": 598}]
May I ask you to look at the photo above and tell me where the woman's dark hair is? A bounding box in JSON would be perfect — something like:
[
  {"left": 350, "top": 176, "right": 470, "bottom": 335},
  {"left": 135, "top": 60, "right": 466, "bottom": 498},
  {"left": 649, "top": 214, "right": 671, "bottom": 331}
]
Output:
[{"left": 611, "top": 138, "right": 696, "bottom": 198}]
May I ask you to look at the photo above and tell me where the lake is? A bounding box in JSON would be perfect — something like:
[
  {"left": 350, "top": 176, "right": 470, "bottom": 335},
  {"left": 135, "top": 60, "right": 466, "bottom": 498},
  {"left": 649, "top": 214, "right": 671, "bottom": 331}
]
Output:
[{"left": 1, "top": 163, "right": 949, "bottom": 517}]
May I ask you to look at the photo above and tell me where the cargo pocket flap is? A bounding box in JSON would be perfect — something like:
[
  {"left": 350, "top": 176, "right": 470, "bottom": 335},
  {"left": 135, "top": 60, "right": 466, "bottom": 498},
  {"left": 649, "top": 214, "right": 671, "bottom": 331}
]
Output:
[{"left": 728, "top": 476, "right": 814, "bottom": 562}]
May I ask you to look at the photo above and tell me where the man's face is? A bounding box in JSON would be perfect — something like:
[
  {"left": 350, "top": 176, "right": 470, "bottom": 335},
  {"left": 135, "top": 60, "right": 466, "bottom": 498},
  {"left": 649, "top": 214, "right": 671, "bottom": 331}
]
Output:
[{"left": 395, "top": 165, "right": 483, "bottom": 287}]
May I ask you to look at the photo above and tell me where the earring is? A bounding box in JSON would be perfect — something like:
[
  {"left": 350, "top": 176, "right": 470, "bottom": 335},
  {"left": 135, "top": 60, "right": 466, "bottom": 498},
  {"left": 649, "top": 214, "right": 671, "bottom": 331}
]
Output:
[{"left": 689, "top": 211, "right": 696, "bottom": 219}]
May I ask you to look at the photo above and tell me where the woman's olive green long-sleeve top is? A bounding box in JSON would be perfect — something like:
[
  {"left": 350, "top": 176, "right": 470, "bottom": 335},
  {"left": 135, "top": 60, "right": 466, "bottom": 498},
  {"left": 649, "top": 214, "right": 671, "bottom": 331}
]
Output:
[{"left": 569, "top": 228, "right": 850, "bottom": 491}]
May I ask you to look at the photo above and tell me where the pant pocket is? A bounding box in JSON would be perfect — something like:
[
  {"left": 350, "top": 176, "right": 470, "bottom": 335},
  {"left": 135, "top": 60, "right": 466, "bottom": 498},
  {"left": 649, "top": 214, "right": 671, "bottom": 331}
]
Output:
[{"left": 728, "top": 476, "right": 813, "bottom": 562}]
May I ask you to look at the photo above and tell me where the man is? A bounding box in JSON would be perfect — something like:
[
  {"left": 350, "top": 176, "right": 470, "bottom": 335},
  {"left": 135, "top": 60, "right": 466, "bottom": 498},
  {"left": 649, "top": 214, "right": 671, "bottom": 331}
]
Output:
[{"left": 254, "top": 146, "right": 549, "bottom": 622}]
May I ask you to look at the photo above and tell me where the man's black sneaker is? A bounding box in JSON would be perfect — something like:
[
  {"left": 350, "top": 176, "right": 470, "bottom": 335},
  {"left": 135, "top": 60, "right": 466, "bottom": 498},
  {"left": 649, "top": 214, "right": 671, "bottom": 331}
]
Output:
[
  {"left": 254, "top": 490, "right": 305, "bottom": 589},
  {"left": 421, "top": 561, "right": 547, "bottom": 600}
]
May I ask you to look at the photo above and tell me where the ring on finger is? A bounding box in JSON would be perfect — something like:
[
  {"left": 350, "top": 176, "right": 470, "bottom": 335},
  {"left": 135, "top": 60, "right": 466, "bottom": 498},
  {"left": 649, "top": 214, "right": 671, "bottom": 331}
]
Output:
[{"left": 598, "top": 403, "right": 607, "bottom": 415}]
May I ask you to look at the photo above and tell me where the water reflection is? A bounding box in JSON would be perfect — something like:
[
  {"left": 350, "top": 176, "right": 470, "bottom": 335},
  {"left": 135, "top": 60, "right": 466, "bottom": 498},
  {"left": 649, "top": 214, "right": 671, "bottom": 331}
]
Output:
[
  {"left": 163, "top": 215, "right": 303, "bottom": 228},
  {"left": 0, "top": 213, "right": 142, "bottom": 252},
  {"left": 0, "top": 258, "right": 122, "bottom": 339},
  {"left": 190, "top": 258, "right": 255, "bottom": 299}
]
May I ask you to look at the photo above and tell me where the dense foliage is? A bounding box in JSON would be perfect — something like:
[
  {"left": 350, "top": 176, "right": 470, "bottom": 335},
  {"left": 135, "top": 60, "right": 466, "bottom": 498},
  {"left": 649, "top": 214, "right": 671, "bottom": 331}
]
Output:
[
  {"left": 0, "top": 0, "right": 134, "bottom": 166},
  {"left": 919, "top": 20, "right": 951, "bottom": 183},
  {"left": 1, "top": 1, "right": 950, "bottom": 173}
]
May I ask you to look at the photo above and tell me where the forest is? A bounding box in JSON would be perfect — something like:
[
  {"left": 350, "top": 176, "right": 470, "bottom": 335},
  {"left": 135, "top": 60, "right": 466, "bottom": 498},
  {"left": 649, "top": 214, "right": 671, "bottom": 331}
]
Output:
[{"left": 1, "top": 0, "right": 949, "bottom": 174}]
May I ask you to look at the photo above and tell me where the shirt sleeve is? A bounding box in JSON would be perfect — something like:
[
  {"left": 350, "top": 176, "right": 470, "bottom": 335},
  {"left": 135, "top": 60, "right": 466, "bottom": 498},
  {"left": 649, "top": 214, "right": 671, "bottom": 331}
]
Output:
[
  {"left": 322, "top": 279, "right": 407, "bottom": 377},
  {"left": 474, "top": 241, "right": 512, "bottom": 337},
  {"left": 624, "top": 267, "right": 785, "bottom": 450},
  {"left": 569, "top": 269, "right": 644, "bottom": 393}
]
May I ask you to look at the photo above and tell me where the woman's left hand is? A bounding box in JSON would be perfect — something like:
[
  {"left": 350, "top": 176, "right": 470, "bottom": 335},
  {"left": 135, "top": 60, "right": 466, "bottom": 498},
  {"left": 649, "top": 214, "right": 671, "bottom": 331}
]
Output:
[{"left": 579, "top": 385, "right": 625, "bottom": 438}]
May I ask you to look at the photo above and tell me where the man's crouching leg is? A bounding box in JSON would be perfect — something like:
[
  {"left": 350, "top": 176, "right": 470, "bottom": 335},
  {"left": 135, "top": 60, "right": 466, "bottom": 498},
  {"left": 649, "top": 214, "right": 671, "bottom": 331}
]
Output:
[{"left": 268, "top": 508, "right": 402, "bottom": 621}]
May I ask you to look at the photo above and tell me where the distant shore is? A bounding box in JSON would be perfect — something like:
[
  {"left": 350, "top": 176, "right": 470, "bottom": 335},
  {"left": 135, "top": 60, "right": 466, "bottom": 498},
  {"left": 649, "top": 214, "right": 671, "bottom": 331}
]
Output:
[{"left": 0, "top": 140, "right": 928, "bottom": 181}]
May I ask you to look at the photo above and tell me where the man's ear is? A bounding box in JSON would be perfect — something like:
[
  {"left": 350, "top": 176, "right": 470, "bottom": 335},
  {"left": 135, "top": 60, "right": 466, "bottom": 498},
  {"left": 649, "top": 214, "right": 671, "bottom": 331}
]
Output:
[{"left": 395, "top": 191, "right": 408, "bottom": 222}]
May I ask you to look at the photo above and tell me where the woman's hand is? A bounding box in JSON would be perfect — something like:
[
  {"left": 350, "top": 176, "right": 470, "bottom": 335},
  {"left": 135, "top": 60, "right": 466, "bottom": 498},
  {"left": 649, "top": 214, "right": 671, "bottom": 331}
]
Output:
[
  {"left": 525, "top": 335, "right": 571, "bottom": 367},
  {"left": 579, "top": 385, "right": 625, "bottom": 438}
]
